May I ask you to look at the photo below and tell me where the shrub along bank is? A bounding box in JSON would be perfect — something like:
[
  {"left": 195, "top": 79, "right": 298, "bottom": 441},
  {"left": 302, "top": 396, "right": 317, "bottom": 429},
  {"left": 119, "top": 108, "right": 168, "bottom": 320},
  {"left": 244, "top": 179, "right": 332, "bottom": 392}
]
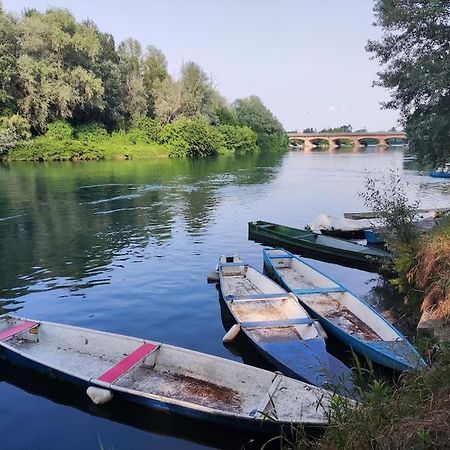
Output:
[{"left": 1, "top": 117, "right": 265, "bottom": 161}]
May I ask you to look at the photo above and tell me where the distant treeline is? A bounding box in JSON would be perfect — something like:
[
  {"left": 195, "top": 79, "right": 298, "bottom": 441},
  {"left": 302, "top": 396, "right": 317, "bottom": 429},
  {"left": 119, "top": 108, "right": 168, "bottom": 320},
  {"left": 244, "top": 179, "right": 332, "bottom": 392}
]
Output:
[{"left": 0, "top": 4, "right": 287, "bottom": 160}]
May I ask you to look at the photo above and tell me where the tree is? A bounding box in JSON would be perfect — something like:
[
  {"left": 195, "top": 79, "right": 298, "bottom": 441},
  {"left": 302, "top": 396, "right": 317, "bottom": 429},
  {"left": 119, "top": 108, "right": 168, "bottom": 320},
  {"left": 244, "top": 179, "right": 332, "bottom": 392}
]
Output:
[
  {"left": 153, "top": 77, "right": 182, "bottom": 124},
  {"left": 142, "top": 46, "right": 168, "bottom": 117},
  {"left": 302, "top": 128, "right": 317, "bottom": 133},
  {"left": 118, "top": 37, "right": 147, "bottom": 123},
  {"left": 179, "top": 61, "right": 214, "bottom": 120},
  {"left": 367, "top": 0, "right": 450, "bottom": 163},
  {"left": 232, "top": 96, "right": 286, "bottom": 149},
  {"left": 16, "top": 9, "right": 104, "bottom": 132},
  {"left": 0, "top": 6, "right": 19, "bottom": 115}
]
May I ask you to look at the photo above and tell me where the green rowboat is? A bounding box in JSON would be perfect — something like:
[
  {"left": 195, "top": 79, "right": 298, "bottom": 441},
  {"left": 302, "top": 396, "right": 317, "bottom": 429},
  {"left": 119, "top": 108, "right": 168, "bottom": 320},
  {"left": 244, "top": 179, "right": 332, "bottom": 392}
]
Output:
[{"left": 248, "top": 220, "right": 391, "bottom": 272}]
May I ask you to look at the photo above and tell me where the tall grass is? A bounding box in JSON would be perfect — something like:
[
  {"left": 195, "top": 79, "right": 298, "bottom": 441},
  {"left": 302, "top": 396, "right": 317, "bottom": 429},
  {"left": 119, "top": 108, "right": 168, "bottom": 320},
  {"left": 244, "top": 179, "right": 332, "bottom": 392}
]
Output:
[
  {"left": 273, "top": 345, "right": 450, "bottom": 450},
  {"left": 409, "top": 217, "right": 450, "bottom": 319}
]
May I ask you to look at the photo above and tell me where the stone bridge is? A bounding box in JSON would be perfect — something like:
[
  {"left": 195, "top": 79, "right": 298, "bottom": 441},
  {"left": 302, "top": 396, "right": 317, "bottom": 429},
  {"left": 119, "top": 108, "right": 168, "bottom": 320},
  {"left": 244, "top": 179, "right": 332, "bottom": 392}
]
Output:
[{"left": 288, "top": 131, "right": 406, "bottom": 148}]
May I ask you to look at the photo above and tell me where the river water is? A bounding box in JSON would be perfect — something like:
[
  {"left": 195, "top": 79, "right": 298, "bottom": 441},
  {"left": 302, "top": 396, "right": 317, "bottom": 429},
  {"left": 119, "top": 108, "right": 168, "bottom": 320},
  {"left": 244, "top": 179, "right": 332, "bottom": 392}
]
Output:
[{"left": 0, "top": 148, "right": 449, "bottom": 450}]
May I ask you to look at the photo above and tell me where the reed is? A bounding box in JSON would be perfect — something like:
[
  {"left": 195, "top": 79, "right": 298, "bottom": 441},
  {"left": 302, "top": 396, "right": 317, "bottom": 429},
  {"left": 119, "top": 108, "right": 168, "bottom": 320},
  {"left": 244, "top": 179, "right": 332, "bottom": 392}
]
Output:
[{"left": 409, "top": 217, "right": 450, "bottom": 320}]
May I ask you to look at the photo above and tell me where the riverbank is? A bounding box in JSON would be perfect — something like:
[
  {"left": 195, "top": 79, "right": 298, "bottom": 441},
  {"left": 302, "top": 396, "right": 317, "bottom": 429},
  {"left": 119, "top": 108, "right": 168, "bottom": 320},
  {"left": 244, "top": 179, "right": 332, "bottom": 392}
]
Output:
[
  {"left": 1, "top": 117, "right": 284, "bottom": 161},
  {"left": 283, "top": 217, "right": 450, "bottom": 449}
]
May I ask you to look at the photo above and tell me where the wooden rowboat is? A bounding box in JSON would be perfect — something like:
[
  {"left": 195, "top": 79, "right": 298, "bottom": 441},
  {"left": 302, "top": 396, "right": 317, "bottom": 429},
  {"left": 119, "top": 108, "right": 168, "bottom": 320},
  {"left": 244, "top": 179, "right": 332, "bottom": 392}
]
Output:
[
  {"left": 263, "top": 249, "right": 427, "bottom": 372},
  {"left": 0, "top": 315, "right": 333, "bottom": 432},
  {"left": 218, "top": 256, "right": 354, "bottom": 393},
  {"left": 248, "top": 220, "right": 391, "bottom": 271}
]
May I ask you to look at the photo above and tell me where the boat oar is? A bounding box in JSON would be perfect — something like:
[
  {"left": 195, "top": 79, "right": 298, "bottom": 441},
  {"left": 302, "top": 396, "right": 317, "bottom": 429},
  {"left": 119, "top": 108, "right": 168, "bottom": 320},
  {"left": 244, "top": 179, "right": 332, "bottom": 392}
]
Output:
[
  {"left": 86, "top": 386, "right": 113, "bottom": 405},
  {"left": 223, "top": 324, "right": 241, "bottom": 344}
]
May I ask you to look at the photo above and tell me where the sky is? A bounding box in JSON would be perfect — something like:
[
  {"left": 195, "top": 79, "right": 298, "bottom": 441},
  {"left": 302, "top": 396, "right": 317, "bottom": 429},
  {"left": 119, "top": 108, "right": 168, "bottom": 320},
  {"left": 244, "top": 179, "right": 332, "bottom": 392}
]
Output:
[{"left": 3, "top": 0, "right": 400, "bottom": 132}]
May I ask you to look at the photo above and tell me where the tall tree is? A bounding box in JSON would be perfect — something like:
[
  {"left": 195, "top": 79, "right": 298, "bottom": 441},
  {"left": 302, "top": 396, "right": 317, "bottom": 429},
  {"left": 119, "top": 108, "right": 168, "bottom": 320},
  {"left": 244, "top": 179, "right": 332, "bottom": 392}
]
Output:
[
  {"left": 16, "top": 8, "right": 104, "bottom": 132},
  {"left": 233, "top": 96, "right": 287, "bottom": 149},
  {"left": 367, "top": 0, "right": 450, "bottom": 163},
  {"left": 0, "top": 5, "right": 19, "bottom": 114},
  {"left": 153, "top": 77, "right": 181, "bottom": 124},
  {"left": 143, "top": 46, "right": 168, "bottom": 117},
  {"left": 118, "top": 37, "right": 147, "bottom": 123},
  {"left": 179, "top": 61, "right": 214, "bottom": 120}
]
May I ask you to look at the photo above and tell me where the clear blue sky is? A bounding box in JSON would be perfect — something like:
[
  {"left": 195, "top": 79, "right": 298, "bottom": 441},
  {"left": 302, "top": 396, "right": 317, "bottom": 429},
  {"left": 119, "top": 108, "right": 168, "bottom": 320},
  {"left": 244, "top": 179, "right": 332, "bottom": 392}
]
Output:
[{"left": 3, "top": 0, "right": 400, "bottom": 131}]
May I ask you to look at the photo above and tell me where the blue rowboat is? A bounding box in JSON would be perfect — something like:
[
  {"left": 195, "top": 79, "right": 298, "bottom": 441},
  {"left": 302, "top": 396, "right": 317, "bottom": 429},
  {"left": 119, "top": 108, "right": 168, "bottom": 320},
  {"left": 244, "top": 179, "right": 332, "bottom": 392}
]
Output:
[
  {"left": 218, "top": 256, "right": 354, "bottom": 393},
  {"left": 429, "top": 171, "right": 450, "bottom": 179},
  {"left": 0, "top": 315, "right": 334, "bottom": 433},
  {"left": 263, "top": 249, "right": 427, "bottom": 372}
]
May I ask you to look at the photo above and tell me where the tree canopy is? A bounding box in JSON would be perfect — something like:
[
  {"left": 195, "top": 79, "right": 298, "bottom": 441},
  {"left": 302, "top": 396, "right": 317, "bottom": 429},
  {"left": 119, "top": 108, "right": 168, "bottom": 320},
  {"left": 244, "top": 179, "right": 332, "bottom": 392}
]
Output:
[
  {"left": 0, "top": 2, "right": 286, "bottom": 156},
  {"left": 367, "top": 0, "right": 450, "bottom": 163}
]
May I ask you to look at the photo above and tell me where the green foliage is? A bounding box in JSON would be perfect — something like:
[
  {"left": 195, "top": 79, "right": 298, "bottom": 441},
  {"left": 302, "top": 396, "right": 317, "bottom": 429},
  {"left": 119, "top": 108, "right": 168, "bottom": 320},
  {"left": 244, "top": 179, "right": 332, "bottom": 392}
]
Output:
[
  {"left": 0, "top": 114, "right": 31, "bottom": 155},
  {"left": 75, "top": 123, "right": 108, "bottom": 143},
  {"left": 232, "top": 96, "right": 287, "bottom": 150},
  {"left": 130, "top": 117, "right": 160, "bottom": 142},
  {"left": 320, "top": 124, "right": 353, "bottom": 133},
  {"left": 360, "top": 170, "right": 421, "bottom": 310},
  {"left": 360, "top": 170, "right": 419, "bottom": 246},
  {"left": 302, "top": 127, "right": 316, "bottom": 133},
  {"left": 367, "top": 1, "right": 450, "bottom": 164},
  {"left": 0, "top": 3, "right": 285, "bottom": 158},
  {"left": 160, "top": 118, "right": 222, "bottom": 157},
  {"left": 45, "top": 120, "right": 74, "bottom": 140},
  {"left": 282, "top": 346, "right": 450, "bottom": 450},
  {"left": 218, "top": 124, "right": 257, "bottom": 154}
]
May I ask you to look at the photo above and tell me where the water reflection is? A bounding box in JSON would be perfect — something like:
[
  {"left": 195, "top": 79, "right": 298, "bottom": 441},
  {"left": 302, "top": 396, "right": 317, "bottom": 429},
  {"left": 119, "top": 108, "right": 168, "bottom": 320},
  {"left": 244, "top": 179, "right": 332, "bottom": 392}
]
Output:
[{"left": 0, "top": 152, "right": 284, "bottom": 302}]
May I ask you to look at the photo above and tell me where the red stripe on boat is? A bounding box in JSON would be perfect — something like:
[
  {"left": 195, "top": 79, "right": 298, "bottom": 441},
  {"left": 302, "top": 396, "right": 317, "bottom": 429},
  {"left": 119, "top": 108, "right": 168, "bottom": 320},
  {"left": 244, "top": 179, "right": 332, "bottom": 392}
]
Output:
[
  {"left": 0, "top": 321, "right": 38, "bottom": 341},
  {"left": 98, "top": 342, "right": 158, "bottom": 384}
]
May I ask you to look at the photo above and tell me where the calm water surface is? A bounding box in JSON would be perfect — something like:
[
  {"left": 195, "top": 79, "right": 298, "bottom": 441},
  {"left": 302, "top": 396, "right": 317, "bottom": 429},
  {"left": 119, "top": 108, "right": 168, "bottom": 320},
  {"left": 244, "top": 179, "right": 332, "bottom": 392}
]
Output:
[{"left": 0, "top": 148, "right": 449, "bottom": 450}]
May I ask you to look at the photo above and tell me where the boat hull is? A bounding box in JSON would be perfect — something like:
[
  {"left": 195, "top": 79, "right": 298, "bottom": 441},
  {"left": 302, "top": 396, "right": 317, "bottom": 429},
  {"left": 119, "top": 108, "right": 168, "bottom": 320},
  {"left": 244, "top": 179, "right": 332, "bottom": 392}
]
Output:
[
  {"left": 429, "top": 171, "right": 450, "bottom": 179},
  {"left": 217, "top": 257, "right": 353, "bottom": 393},
  {"left": 263, "top": 250, "right": 426, "bottom": 372},
  {"left": 0, "top": 316, "right": 330, "bottom": 434},
  {"left": 249, "top": 221, "right": 390, "bottom": 272}
]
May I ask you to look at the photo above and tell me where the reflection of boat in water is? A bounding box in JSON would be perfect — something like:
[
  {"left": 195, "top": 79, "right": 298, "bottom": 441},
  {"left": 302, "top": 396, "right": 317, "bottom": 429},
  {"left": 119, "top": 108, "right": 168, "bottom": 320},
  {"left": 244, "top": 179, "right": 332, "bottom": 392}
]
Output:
[{"left": 0, "top": 316, "right": 333, "bottom": 433}]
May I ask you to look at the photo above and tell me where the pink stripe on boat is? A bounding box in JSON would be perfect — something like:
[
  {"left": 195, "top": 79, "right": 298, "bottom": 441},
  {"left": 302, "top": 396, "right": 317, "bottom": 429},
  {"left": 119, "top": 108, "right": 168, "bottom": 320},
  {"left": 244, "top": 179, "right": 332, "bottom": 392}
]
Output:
[
  {"left": 98, "top": 342, "right": 158, "bottom": 384},
  {"left": 0, "top": 321, "right": 38, "bottom": 341}
]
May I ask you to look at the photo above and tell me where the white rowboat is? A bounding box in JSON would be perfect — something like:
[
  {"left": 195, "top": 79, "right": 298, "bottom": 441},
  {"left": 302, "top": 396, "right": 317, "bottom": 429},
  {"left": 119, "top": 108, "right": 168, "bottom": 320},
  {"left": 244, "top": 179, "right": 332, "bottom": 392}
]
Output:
[{"left": 0, "top": 315, "right": 333, "bottom": 432}]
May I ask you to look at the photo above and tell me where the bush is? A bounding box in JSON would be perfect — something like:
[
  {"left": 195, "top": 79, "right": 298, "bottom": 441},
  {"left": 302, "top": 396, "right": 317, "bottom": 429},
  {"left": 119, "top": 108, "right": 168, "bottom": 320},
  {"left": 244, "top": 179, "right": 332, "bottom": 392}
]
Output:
[
  {"left": 45, "top": 120, "right": 74, "bottom": 140},
  {"left": 159, "top": 118, "right": 222, "bottom": 157},
  {"left": 131, "top": 117, "right": 160, "bottom": 142},
  {"left": 75, "top": 123, "right": 108, "bottom": 143},
  {"left": 0, "top": 115, "right": 32, "bottom": 156},
  {"left": 218, "top": 124, "right": 257, "bottom": 154},
  {"left": 1, "top": 115, "right": 31, "bottom": 140},
  {"left": 409, "top": 217, "right": 450, "bottom": 319},
  {"left": 0, "top": 128, "right": 18, "bottom": 155}
]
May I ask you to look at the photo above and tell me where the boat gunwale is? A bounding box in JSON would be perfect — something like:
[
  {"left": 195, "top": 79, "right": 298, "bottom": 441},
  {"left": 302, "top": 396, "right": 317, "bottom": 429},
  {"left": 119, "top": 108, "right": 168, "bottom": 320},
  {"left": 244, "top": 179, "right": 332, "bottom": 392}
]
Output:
[
  {"left": 250, "top": 221, "right": 391, "bottom": 259},
  {"left": 263, "top": 249, "right": 426, "bottom": 367},
  {"left": 0, "top": 315, "right": 326, "bottom": 421}
]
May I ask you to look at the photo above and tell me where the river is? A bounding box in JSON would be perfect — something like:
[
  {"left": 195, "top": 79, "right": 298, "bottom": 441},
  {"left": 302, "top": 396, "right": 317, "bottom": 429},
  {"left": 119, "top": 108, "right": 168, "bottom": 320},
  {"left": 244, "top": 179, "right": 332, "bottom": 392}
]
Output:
[{"left": 0, "top": 147, "right": 449, "bottom": 449}]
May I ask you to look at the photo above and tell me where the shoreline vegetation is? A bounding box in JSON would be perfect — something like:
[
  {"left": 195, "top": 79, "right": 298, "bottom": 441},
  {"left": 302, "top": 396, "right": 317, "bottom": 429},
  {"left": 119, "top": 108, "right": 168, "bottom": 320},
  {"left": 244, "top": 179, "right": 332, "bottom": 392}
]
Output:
[{"left": 0, "top": 4, "right": 287, "bottom": 161}]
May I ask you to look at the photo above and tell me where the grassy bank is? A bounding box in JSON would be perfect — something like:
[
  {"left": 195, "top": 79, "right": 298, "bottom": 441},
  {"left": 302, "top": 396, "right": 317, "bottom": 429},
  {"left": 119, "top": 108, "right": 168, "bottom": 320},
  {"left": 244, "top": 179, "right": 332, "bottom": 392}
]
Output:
[
  {"left": 276, "top": 218, "right": 450, "bottom": 450},
  {"left": 283, "top": 345, "right": 450, "bottom": 450}
]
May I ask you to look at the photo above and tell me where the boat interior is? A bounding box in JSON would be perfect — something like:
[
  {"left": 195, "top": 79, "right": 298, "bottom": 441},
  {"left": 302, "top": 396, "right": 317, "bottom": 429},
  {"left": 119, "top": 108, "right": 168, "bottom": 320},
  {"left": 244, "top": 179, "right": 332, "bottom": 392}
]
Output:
[
  {"left": 265, "top": 250, "right": 399, "bottom": 342},
  {"left": 219, "top": 258, "right": 320, "bottom": 341},
  {"left": 0, "top": 316, "right": 327, "bottom": 423}
]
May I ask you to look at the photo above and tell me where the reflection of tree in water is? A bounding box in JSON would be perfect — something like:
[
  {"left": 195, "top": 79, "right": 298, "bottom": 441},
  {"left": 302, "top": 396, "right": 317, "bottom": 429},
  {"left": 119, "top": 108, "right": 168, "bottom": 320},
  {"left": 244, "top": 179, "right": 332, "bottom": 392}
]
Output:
[{"left": 0, "top": 152, "right": 284, "bottom": 298}]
